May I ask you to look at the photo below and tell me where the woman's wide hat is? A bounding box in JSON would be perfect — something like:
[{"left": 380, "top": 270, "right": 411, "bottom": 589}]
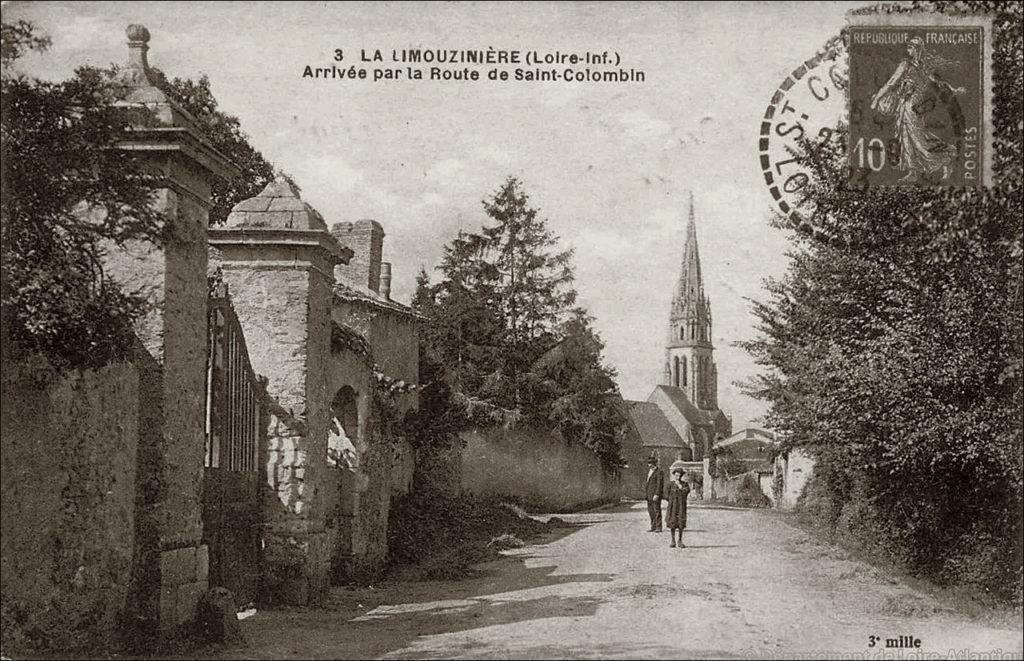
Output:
[{"left": 669, "top": 459, "right": 688, "bottom": 475}]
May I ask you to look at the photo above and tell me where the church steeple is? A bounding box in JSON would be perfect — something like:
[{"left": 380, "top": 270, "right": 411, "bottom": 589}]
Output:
[
  {"left": 663, "top": 193, "right": 718, "bottom": 410},
  {"left": 670, "top": 193, "right": 712, "bottom": 349}
]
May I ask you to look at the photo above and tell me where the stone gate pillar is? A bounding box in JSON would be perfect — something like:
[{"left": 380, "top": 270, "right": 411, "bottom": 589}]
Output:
[
  {"left": 103, "top": 25, "right": 239, "bottom": 636},
  {"left": 209, "top": 180, "right": 352, "bottom": 605}
]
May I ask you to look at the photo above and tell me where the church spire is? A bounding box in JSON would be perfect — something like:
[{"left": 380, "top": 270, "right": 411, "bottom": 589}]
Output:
[
  {"left": 669, "top": 193, "right": 711, "bottom": 347},
  {"left": 662, "top": 192, "right": 721, "bottom": 413}
]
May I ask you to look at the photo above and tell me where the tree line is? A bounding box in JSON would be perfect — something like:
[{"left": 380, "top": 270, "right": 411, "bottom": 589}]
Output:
[{"left": 740, "top": 1, "right": 1022, "bottom": 601}]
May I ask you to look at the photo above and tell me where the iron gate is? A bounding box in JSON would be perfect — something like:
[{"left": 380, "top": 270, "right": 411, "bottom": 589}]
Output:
[{"left": 202, "top": 285, "right": 265, "bottom": 606}]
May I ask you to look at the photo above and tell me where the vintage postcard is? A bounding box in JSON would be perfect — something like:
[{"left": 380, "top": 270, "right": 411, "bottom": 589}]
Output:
[{"left": 1, "top": 2, "right": 1021, "bottom": 660}]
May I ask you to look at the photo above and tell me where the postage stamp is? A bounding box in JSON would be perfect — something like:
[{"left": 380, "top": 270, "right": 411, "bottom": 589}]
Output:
[{"left": 847, "top": 11, "right": 994, "bottom": 187}]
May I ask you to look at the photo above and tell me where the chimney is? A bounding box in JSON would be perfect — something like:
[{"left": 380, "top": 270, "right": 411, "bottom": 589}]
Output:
[
  {"left": 331, "top": 219, "right": 384, "bottom": 293},
  {"left": 380, "top": 262, "right": 392, "bottom": 300}
]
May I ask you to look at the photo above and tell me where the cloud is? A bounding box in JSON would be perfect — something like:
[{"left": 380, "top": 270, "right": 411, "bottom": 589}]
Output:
[
  {"left": 420, "top": 192, "right": 446, "bottom": 206},
  {"left": 473, "top": 143, "right": 513, "bottom": 165},
  {"left": 664, "top": 115, "right": 717, "bottom": 150},
  {"left": 426, "top": 158, "right": 465, "bottom": 180},
  {"left": 616, "top": 110, "right": 672, "bottom": 140},
  {"left": 286, "top": 153, "right": 398, "bottom": 220}
]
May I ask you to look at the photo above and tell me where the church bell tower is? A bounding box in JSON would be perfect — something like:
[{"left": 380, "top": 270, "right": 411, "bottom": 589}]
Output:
[{"left": 663, "top": 193, "right": 719, "bottom": 410}]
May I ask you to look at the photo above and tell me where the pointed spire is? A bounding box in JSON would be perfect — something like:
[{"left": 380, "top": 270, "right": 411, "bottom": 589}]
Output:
[
  {"left": 668, "top": 191, "right": 711, "bottom": 347},
  {"left": 677, "top": 192, "right": 704, "bottom": 309}
]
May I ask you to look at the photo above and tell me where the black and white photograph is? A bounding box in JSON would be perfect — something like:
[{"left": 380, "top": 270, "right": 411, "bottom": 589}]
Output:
[{"left": 0, "top": 1, "right": 1021, "bottom": 659}]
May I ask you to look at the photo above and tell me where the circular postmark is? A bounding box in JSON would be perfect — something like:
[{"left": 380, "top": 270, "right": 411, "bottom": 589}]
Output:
[
  {"left": 758, "top": 35, "right": 848, "bottom": 229},
  {"left": 760, "top": 14, "right": 991, "bottom": 209}
]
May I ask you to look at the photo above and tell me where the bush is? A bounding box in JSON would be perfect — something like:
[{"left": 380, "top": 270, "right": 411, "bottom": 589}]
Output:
[
  {"left": 733, "top": 473, "right": 771, "bottom": 508},
  {"left": 386, "top": 490, "right": 548, "bottom": 581}
]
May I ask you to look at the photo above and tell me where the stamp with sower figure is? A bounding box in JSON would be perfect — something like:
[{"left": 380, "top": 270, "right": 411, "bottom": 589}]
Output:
[{"left": 847, "top": 11, "right": 994, "bottom": 187}]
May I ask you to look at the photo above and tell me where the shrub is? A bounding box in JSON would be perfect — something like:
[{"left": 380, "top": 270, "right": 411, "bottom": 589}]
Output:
[{"left": 733, "top": 473, "right": 771, "bottom": 508}]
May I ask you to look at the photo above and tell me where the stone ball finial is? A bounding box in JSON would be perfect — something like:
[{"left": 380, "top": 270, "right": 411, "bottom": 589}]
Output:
[{"left": 126, "top": 24, "right": 150, "bottom": 43}]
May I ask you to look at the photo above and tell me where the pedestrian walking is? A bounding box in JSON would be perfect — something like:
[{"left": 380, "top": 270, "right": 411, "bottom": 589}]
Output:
[
  {"left": 666, "top": 461, "right": 691, "bottom": 548},
  {"left": 645, "top": 454, "right": 665, "bottom": 532}
]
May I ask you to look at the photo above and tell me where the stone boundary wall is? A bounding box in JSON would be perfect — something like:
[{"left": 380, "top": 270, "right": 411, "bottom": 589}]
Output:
[
  {"left": 0, "top": 356, "right": 139, "bottom": 649},
  {"left": 459, "top": 426, "right": 621, "bottom": 512},
  {"left": 775, "top": 449, "right": 815, "bottom": 511}
]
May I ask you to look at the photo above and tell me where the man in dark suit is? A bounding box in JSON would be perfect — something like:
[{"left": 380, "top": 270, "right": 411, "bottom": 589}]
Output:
[{"left": 645, "top": 455, "right": 665, "bottom": 532}]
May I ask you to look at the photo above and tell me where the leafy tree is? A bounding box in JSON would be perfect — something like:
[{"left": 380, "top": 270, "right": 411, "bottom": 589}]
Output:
[
  {"left": 412, "top": 178, "right": 625, "bottom": 469},
  {"left": 1, "top": 22, "right": 163, "bottom": 367},
  {"left": 415, "top": 232, "right": 502, "bottom": 393},
  {"left": 539, "top": 309, "right": 625, "bottom": 468},
  {"left": 741, "top": 1, "right": 1022, "bottom": 599},
  {"left": 1, "top": 20, "right": 49, "bottom": 66}
]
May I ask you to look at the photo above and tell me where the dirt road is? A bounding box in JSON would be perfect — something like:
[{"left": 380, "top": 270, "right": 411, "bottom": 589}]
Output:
[{"left": 215, "top": 502, "right": 1022, "bottom": 659}]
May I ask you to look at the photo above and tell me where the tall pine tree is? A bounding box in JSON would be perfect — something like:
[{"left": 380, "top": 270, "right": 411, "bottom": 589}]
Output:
[{"left": 481, "top": 177, "right": 577, "bottom": 380}]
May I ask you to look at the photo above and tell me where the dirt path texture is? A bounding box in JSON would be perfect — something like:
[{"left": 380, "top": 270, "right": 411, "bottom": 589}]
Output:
[{"left": 202, "top": 501, "right": 1024, "bottom": 659}]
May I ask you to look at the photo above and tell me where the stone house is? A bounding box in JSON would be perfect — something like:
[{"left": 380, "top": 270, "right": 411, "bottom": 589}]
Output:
[{"left": 713, "top": 428, "right": 777, "bottom": 474}]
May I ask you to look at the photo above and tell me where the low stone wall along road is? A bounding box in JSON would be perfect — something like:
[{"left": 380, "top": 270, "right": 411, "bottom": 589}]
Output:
[{"left": 209, "top": 502, "right": 1023, "bottom": 659}]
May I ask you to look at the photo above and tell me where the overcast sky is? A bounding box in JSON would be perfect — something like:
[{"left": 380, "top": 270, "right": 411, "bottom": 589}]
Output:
[{"left": 5, "top": 1, "right": 857, "bottom": 429}]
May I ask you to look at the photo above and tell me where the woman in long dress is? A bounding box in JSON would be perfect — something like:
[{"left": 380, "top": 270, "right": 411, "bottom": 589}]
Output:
[
  {"left": 665, "top": 465, "right": 690, "bottom": 549},
  {"left": 869, "top": 36, "right": 967, "bottom": 183}
]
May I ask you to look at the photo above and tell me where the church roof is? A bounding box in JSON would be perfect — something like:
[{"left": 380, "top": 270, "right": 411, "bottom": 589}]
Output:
[
  {"left": 652, "top": 384, "right": 710, "bottom": 426},
  {"left": 625, "top": 401, "right": 688, "bottom": 449}
]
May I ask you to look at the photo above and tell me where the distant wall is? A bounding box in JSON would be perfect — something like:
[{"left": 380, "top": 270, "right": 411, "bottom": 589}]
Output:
[
  {"left": 459, "top": 427, "right": 621, "bottom": 512},
  {"left": 1, "top": 357, "right": 139, "bottom": 649},
  {"left": 776, "top": 449, "right": 815, "bottom": 511}
]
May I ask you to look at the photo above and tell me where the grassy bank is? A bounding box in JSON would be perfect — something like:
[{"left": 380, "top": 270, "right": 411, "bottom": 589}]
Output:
[{"left": 386, "top": 492, "right": 558, "bottom": 582}]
